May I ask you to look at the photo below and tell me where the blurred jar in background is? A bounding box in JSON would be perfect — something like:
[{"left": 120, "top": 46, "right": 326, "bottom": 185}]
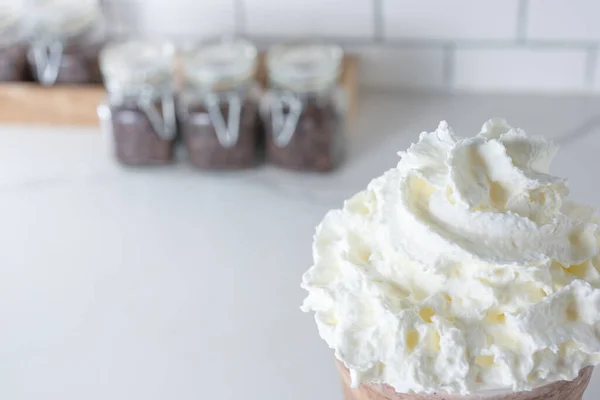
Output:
[
  {"left": 99, "top": 40, "right": 177, "bottom": 166},
  {"left": 0, "top": 0, "right": 27, "bottom": 81},
  {"left": 179, "top": 37, "right": 261, "bottom": 169},
  {"left": 26, "top": 0, "right": 105, "bottom": 85},
  {"left": 263, "top": 43, "right": 346, "bottom": 172}
]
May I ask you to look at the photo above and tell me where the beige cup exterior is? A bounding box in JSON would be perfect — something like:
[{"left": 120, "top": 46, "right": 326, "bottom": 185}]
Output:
[{"left": 336, "top": 361, "right": 593, "bottom": 400}]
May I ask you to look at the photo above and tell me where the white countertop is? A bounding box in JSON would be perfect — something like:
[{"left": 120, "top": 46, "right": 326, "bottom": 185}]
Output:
[{"left": 1, "top": 92, "right": 600, "bottom": 399}]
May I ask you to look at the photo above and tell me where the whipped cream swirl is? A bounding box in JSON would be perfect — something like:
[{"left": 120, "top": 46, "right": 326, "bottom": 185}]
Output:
[{"left": 301, "top": 120, "right": 600, "bottom": 395}]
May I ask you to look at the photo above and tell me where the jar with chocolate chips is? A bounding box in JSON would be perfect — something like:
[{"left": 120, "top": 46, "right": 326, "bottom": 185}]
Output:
[
  {"left": 262, "top": 44, "right": 346, "bottom": 172},
  {"left": 0, "top": 1, "right": 27, "bottom": 81},
  {"left": 178, "top": 38, "right": 261, "bottom": 169},
  {"left": 98, "top": 40, "right": 178, "bottom": 166},
  {"left": 26, "top": 0, "right": 105, "bottom": 85}
]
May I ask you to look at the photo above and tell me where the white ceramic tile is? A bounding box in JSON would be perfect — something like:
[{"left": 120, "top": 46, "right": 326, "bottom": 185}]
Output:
[
  {"left": 129, "top": 0, "right": 235, "bottom": 38},
  {"left": 101, "top": 0, "right": 140, "bottom": 35},
  {"left": 354, "top": 47, "right": 446, "bottom": 89},
  {"left": 591, "top": 54, "right": 600, "bottom": 92},
  {"left": 453, "top": 48, "right": 587, "bottom": 92},
  {"left": 527, "top": 0, "right": 600, "bottom": 41},
  {"left": 244, "top": 0, "right": 373, "bottom": 38},
  {"left": 382, "top": 0, "right": 519, "bottom": 40}
]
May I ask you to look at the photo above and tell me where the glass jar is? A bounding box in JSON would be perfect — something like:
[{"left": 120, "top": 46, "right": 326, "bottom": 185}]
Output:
[
  {"left": 263, "top": 44, "right": 346, "bottom": 172},
  {"left": 178, "top": 38, "right": 261, "bottom": 169},
  {"left": 26, "top": 0, "right": 105, "bottom": 85},
  {"left": 0, "top": 1, "right": 27, "bottom": 81},
  {"left": 98, "top": 40, "right": 178, "bottom": 166}
]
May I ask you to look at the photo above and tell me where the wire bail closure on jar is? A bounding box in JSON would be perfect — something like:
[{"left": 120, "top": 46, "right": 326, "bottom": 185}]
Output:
[
  {"left": 30, "top": 39, "right": 63, "bottom": 85},
  {"left": 181, "top": 37, "right": 257, "bottom": 148},
  {"left": 202, "top": 91, "right": 242, "bottom": 148},
  {"left": 263, "top": 91, "right": 302, "bottom": 148},
  {"left": 134, "top": 84, "right": 177, "bottom": 141},
  {"left": 27, "top": 0, "right": 102, "bottom": 86},
  {"left": 98, "top": 82, "right": 178, "bottom": 142},
  {"left": 265, "top": 43, "right": 343, "bottom": 148},
  {"left": 99, "top": 40, "right": 177, "bottom": 141}
]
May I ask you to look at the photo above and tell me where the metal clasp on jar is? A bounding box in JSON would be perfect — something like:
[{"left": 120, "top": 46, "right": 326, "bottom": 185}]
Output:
[
  {"left": 202, "top": 91, "right": 243, "bottom": 148},
  {"left": 138, "top": 86, "right": 177, "bottom": 141},
  {"left": 263, "top": 91, "right": 303, "bottom": 148},
  {"left": 29, "top": 39, "right": 64, "bottom": 86},
  {"left": 97, "top": 85, "right": 178, "bottom": 142}
]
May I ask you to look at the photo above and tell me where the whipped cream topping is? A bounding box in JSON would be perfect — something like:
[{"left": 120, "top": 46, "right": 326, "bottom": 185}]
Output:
[{"left": 301, "top": 120, "right": 600, "bottom": 395}]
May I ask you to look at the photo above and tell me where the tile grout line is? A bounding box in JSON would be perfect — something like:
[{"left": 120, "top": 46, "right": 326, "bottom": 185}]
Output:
[
  {"left": 443, "top": 43, "right": 456, "bottom": 89},
  {"left": 247, "top": 35, "right": 599, "bottom": 50},
  {"left": 584, "top": 45, "right": 598, "bottom": 89},
  {"left": 233, "top": 0, "right": 246, "bottom": 36},
  {"left": 516, "top": 0, "right": 529, "bottom": 43},
  {"left": 373, "top": 0, "right": 384, "bottom": 42}
]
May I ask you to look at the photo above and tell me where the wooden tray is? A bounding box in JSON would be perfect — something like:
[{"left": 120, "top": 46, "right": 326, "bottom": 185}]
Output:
[{"left": 0, "top": 55, "right": 358, "bottom": 127}]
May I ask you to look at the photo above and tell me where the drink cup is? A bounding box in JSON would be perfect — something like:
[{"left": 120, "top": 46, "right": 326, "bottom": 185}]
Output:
[{"left": 336, "top": 361, "right": 593, "bottom": 400}]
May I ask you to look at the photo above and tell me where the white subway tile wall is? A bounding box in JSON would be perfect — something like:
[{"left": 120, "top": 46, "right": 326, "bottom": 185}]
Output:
[
  {"left": 526, "top": 0, "right": 600, "bottom": 41},
  {"left": 453, "top": 48, "right": 588, "bottom": 92},
  {"left": 355, "top": 47, "right": 446, "bottom": 89},
  {"left": 593, "top": 51, "right": 600, "bottom": 90},
  {"left": 244, "top": 0, "right": 374, "bottom": 38},
  {"left": 114, "top": 0, "right": 236, "bottom": 38},
  {"left": 382, "top": 0, "right": 520, "bottom": 41},
  {"left": 100, "top": 0, "right": 600, "bottom": 93}
]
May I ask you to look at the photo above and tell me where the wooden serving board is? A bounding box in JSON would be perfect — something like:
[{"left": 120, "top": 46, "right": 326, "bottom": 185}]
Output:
[{"left": 0, "top": 55, "right": 358, "bottom": 127}]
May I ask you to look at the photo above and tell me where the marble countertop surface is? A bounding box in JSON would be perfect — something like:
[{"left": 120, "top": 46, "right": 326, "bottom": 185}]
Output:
[{"left": 1, "top": 92, "right": 600, "bottom": 399}]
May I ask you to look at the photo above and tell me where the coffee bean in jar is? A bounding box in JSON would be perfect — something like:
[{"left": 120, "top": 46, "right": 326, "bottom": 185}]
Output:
[
  {"left": 263, "top": 44, "right": 346, "bottom": 172},
  {"left": 264, "top": 92, "right": 343, "bottom": 172},
  {"left": 0, "top": 2, "right": 27, "bottom": 81},
  {"left": 99, "top": 40, "right": 178, "bottom": 166},
  {"left": 26, "top": 0, "right": 105, "bottom": 85},
  {"left": 180, "top": 99, "right": 259, "bottom": 169},
  {"left": 179, "top": 38, "right": 261, "bottom": 170},
  {"left": 108, "top": 98, "right": 176, "bottom": 166}
]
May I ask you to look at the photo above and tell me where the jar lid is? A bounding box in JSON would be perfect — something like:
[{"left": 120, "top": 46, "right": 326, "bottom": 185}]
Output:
[
  {"left": 27, "top": 0, "right": 101, "bottom": 39},
  {"left": 182, "top": 37, "right": 257, "bottom": 90},
  {"left": 267, "top": 43, "right": 343, "bottom": 92},
  {"left": 100, "top": 40, "right": 176, "bottom": 92}
]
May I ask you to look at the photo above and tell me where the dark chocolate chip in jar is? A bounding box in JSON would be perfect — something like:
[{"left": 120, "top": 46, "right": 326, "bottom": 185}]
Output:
[
  {"left": 265, "top": 97, "right": 342, "bottom": 172},
  {"left": 181, "top": 100, "right": 260, "bottom": 169},
  {"left": 110, "top": 100, "right": 174, "bottom": 166}
]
